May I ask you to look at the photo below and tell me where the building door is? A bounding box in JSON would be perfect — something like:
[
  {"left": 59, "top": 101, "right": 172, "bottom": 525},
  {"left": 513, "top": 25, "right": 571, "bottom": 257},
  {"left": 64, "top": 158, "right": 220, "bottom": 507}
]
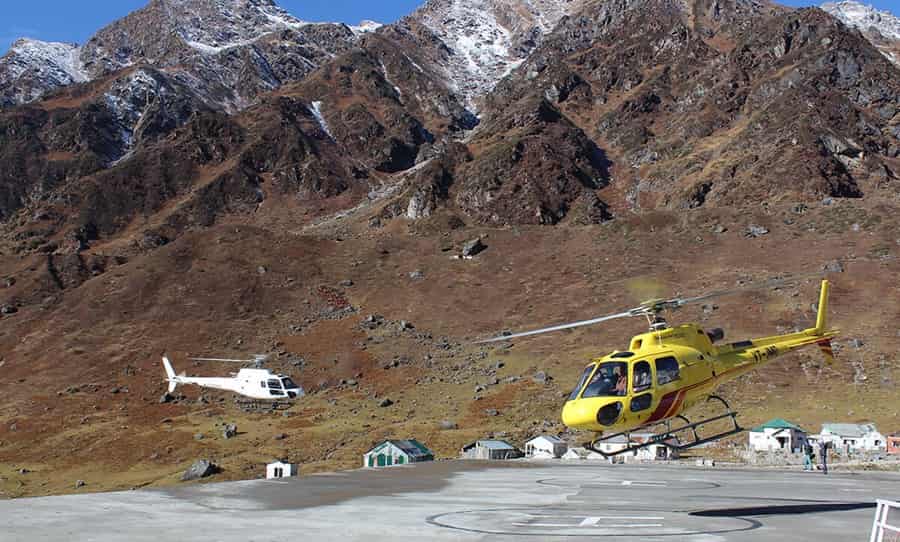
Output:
[
  {"left": 368, "top": 455, "right": 375, "bottom": 467},
  {"left": 377, "top": 454, "right": 386, "bottom": 467}
]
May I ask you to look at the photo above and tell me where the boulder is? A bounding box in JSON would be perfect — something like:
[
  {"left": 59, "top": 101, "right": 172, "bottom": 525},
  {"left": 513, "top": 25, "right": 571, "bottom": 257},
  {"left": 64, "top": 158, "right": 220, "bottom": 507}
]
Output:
[
  {"left": 1, "top": 304, "right": 17, "bottom": 315},
  {"left": 439, "top": 420, "right": 458, "bottom": 430},
  {"left": 74, "top": 480, "right": 86, "bottom": 489},
  {"left": 532, "top": 371, "right": 552, "bottom": 384},
  {"left": 159, "top": 393, "right": 174, "bottom": 404},
  {"left": 484, "top": 408, "right": 500, "bottom": 416},
  {"left": 181, "top": 460, "right": 218, "bottom": 481},
  {"left": 823, "top": 260, "right": 844, "bottom": 273},
  {"left": 378, "top": 398, "right": 394, "bottom": 408},
  {"left": 745, "top": 225, "right": 769, "bottom": 238},
  {"left": 462, "top": 238, "right": 486, "bottom": 258}
]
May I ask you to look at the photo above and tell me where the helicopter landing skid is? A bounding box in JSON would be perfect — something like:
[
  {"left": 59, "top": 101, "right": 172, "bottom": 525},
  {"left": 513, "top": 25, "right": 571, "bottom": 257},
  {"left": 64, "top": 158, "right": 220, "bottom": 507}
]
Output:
[
  {"left": 585, "top": 395, "right": 743, "bottom": 458},
  {"left": 236, "top": 399, "right": 292, "bottom": 412}
]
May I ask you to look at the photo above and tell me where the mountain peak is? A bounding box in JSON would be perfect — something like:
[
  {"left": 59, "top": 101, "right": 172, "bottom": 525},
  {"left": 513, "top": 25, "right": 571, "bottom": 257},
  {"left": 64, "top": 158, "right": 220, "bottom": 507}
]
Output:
[
  {"left": 147, "top": 0, "right": 308, "bottom": 53},
  {"left": 412, "top": 0, "right": 583, "bottom": 110},
  {"left": 822, "top": 1, "right": 900, "bottom": 41}
]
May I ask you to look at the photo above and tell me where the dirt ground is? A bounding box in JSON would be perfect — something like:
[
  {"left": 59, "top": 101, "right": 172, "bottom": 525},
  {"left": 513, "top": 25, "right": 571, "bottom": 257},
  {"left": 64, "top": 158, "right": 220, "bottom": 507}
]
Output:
[{"left": 1, "top": 186, "right": 898, "bottom": 498}]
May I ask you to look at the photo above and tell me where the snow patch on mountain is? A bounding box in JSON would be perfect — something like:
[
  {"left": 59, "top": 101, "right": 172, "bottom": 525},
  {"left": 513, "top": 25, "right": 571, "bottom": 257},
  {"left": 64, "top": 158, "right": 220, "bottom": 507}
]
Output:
[
  {"left": 822, "top": 1, "right": 900, "bottom": 41},
  {"left": 822, "top": 1, "right": 900, "bottom": 65},
  {"left": 5, "top": 39, "right": 88, "bottom": 82},
  {"left": 348, "top": 20, "right": 383, "bottom": 35},
  {"left": 0, "top": 38, "right": 89, "bottom": 105},
  {"left": 309, "top": 101, "right": 335, "bottom": 140},
  {"left": 159, "top": 0, "right": 307, "bottom": 53},
  {"left": 414, "top": 0, "right": 580, "bottom": 110}
]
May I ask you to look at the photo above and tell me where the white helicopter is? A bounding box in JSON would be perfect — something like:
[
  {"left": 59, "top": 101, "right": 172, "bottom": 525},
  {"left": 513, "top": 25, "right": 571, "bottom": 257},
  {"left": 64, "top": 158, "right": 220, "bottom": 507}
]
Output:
[{"left": 162, "top": 354, "right": 305, "bottom": 408}]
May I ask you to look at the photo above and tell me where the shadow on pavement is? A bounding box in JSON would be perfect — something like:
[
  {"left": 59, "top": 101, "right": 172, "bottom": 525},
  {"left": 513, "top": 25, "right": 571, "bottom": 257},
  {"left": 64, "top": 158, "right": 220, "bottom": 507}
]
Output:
[{"left": 691, "top": 502, "right": 876, "bottom": 517}]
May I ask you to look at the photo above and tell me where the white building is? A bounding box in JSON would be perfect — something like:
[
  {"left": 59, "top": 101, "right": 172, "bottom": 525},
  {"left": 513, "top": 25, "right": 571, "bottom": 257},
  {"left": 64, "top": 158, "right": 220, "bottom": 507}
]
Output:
[
  {"left": 266, "top": 461, "right": 298, "bottom": 479},
  {"left": 817, "top": 423, "right": 886, "bottom": 452},
  {"left": 748, "top": 419, "right": 808, "bottom": 452},
  {"left": 460, "top": 440, "right": 523, "bottom": 460},
  {"left": 593, "top": 433, "right": 678, "bottom": 462},
  {"left": 525, "top": 435, "right": 568, "bottom": 458}
]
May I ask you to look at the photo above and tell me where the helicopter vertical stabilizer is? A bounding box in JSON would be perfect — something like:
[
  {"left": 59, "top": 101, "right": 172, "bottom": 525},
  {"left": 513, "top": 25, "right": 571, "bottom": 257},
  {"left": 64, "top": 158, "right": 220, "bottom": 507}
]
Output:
[
  {"left": 162, "top": 356, "right": 178, "bottom": 393},
  {"left": 812, "top": 280, "right": 835, "bottom": 363},
  {"left": 813, "top": 279, "right": 830, "bottom": 334}
]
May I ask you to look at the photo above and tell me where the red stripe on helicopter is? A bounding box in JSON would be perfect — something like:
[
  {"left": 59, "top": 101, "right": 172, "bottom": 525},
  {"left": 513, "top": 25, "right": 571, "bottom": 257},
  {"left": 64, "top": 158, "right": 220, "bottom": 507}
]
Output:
[
  {"left": 646, "top": 390, "right": 682, "bottom": 423},
  {"left": 665, "top": 390, "right": 686, "bottom": 418}
]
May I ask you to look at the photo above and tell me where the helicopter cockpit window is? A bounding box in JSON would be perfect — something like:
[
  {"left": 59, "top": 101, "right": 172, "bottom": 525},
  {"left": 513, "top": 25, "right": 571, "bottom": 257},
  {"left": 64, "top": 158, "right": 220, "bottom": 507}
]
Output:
[
  {"left": 633, "top": 361, "right": 652, "bottom": 392},
  {"left": 581, "top": 362, "right": 628, "bottom": 398},
  {"left": 267, "top": 379, "right": 282, "bottom": 389},
  {"left": 281, "top": 378, "right": 298, "bottom": 390},
  {"left": 656, "top": 356, "right": 681, "bottom": 385},
  {"left": 261, "top": 381, "right": 267, "bottom": 388},
  {"left": 568, "top": 366, "right": 595, "bottom": 400}
]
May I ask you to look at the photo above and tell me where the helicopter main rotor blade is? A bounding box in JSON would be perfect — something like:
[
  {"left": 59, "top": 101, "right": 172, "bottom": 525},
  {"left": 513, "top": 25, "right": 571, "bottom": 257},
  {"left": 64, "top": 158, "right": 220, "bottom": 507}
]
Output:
[
  {"left": 667, "top": 271, "right": 826, "bottom": 308},
  {"left": 475, "top": 311, "right": 636, "bottom": 344},
  {"left": 190, "top": 357, "right": 257, "bottom": 363}
]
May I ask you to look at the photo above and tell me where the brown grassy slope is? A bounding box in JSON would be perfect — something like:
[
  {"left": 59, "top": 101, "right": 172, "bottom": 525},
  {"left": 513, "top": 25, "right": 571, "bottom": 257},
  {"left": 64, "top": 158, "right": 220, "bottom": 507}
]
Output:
[{"left": 1, "top": 181, "right": 899, "bottom": 497}]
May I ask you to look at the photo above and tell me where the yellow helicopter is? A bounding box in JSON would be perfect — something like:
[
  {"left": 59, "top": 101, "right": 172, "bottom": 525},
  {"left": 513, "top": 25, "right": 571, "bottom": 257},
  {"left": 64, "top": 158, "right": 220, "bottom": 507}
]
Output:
[{"left": 477, "top": 276, "right": 838, "bottom": 456}]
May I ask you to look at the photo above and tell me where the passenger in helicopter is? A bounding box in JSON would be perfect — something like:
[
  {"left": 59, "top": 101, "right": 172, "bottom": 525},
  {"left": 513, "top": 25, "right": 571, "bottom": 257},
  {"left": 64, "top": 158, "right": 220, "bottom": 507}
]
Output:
[
  {"left": 614, "top": 366, "right": 627, "bottom": 395},
  {"left": 634, "top": 364, "right": 652, "bottom": 392}
]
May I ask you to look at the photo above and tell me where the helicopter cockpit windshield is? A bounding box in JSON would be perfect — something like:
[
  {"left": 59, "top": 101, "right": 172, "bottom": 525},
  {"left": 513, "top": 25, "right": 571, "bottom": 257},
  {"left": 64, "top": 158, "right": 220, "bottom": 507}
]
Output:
[
  {"left": 281, "top": 377, "right": 298, "bottom": 390},
  {"left": 580, "top": 362, "right": 628, "bottom": 398}
]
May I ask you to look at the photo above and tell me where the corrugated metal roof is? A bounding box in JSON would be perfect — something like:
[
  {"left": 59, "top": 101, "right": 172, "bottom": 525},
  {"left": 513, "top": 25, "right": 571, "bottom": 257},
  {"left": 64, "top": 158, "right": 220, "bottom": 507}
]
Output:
[
  {"left": 528, "top": 435, "right": 563, "bottom": 444},
  {"left": 527, "top": 435, "right": 564, "bottom": 444},
  {"left": 476, "top": 440, "right": 517, "bottom": 450},
  {"left": 388, "top": 439, "right": 434, "bottom": 458},
  {"left": 822, "top": 423, "right": 876, "bottom": 438},
  {"left": 751, "top": 418, "right": 805, "bottom": 432}
]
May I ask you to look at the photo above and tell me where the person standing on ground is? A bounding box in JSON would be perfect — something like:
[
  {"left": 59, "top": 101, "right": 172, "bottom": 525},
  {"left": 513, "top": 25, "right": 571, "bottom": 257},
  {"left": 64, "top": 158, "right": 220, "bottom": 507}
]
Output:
[
  {"left": 803, "top": 441, "right": 814, "bottom": 471},
  {"left": 818, "top": 439, "right": 830, "bottom": 475}
]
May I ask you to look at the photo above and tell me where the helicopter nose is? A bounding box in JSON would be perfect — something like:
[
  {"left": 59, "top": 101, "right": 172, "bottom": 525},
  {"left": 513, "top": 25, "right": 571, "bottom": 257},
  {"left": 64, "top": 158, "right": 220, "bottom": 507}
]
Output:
[
  {"left": 562, "top": 400, "right": 598, "bottom": 430},
  {"left": 562, "top": 399, "right": 623, "bottom": 430}
]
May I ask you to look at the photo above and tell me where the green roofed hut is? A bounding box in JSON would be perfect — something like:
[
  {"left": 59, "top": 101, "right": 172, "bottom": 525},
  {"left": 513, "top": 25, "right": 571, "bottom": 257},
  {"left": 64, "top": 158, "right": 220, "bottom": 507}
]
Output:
[
  {"left": 748, "top": 418, "right": 808, "bottom": 452},
  {"left": 363, "top": 440, "right": 434, "bottom": 468}
]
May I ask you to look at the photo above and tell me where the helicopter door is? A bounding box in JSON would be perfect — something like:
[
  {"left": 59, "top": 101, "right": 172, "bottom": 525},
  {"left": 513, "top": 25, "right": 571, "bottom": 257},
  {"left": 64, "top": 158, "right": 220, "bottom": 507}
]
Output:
[
  {"left": 267, "top": 379, "right": 284, "bottom": 396},
  {"left": 630, "top": 360, "right": 654, "bottom": 412}
]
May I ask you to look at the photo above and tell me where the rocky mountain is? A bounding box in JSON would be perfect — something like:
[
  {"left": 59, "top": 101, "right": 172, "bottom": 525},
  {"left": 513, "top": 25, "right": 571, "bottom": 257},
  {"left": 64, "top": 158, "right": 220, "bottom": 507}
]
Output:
[
  {"left": 0, "top": 0, "right": 379, "bottom": 110},
  {"left": 392, "top": 0, "right": 900, "bottom": 225},
  {"left": 0, "top": 39, "right": 88, "bottom": 107},
  {"left": 410, "top": 0, "right": 584, "bottom": 110},
  {"left": 822, "top": 1, "right": 900, "bottom": 64}
]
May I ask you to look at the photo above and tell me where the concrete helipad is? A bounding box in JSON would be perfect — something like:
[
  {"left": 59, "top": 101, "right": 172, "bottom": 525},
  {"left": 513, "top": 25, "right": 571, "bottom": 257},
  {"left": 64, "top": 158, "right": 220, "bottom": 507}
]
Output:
[{"left": 1, "top": 461, "right": 896, "bottom": 541}]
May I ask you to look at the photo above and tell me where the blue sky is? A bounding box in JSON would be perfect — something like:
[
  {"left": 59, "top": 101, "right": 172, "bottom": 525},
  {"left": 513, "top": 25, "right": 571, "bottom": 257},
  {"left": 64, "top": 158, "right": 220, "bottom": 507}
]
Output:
[{"left": 1, "top": 0, "right": 899, "bottom": 54}]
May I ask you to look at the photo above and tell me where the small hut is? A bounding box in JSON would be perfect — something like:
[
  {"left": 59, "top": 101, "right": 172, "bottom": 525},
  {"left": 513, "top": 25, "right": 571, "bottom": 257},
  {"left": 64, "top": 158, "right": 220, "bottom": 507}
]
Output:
[
  {"left": 525, "top": 435, "right": 567, "bottom": 458},
  {"left": 266, "top": 460, "right": 298, "bottom": 479},
  {"left": 460, "top": 440, "right": 523, "bottom": 460},
  {"left": 363, "top": 440, "right": 434, "bottom": 468}
]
